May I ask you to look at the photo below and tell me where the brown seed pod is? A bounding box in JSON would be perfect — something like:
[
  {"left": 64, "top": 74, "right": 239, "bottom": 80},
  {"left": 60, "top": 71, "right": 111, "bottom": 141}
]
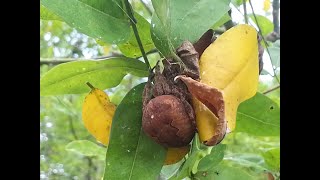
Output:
[
  {"left": 142, "top": 40, "right": 204, "bottom": 148},
  {"left": 142, "top": 95, "right": 196, "bottom": 148}
]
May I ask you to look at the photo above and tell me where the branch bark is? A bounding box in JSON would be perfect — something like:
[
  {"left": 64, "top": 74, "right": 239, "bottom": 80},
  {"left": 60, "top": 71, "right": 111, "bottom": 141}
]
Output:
[
  {"left": 272, "top": 0, "right": 280, "bottom": 34},
  {"left": 243, "top": 0, "right": 248, "bottom": 24},
  {"left": 266, "top": 0, "right": 280, "bottom": 42},
  {"left": 248, "top": 0, "right": 280, "bottom": 84}
]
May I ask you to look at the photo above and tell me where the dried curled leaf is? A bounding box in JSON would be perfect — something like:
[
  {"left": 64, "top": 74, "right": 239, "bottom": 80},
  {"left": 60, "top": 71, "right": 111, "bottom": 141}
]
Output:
[
  {"left": 82, "top": 83, "right": 116, "bottom": 145},
  {"left": 193, "top": 29, "right": 214, "bottom": 58},
  {"left": 176, "top": 76, "right": 226, "bottom": 146},
  {"left": 164, "top": 146, "right": 190, "bottom": 165},
  {"left": 199, "top": 24, "right": 259, "bottom": 132}
]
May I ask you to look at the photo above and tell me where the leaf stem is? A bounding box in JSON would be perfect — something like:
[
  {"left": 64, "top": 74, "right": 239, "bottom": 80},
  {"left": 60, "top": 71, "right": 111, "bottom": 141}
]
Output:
[
  {"left": 86, "top": 82, "right": 95, "bottom": 90},
  {"left": 263, "top": 85, "right": 280, "bottom": 94},
  {"left": 243, "top": 0, "right": 248, "bottom": 24},
  {"left": 171, "top": 52, "right": 187, "bottom": 70},
  {"left": 124, "top": 0, "right": 151, "bottom": 71}
]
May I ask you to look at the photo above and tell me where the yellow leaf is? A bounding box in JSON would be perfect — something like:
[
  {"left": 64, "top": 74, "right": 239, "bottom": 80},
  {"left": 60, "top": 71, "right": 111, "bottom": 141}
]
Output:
[
  {"left": 164, "top": 146, "right": 190, "bottom": 165},
  {"left": 263, "top": 0, "right": 271, "bottom": 12},
  {"left": 196, "top": 24, "right": 259, "bottom": 142},
  {"left": 82, "top": 82, "right": 116, "bottom": 145}
]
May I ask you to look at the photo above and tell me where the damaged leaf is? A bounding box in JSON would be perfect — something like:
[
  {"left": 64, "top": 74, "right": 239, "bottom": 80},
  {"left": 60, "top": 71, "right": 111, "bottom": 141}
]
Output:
[
  {"left": 82, "top": 82, "right": 116, "bottom": 145},
  {"left": 176, "top": 76, "right": 225, "bottom": 146},
  {"left": 193, "top": 29, "right": 214, "bottom": 58},
  {"left": 198, "top": 24, "right": 259, "bottom": 133}
]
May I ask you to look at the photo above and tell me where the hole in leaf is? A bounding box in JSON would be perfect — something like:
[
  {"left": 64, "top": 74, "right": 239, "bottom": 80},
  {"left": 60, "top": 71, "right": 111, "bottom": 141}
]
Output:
[{"left": 270, "top": 106, "right": 274, "bottom": 110}]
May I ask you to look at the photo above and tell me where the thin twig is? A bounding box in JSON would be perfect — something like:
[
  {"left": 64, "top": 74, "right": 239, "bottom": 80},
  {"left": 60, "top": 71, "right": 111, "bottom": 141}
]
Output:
[
  {"left": 56, "top": 97, "right": 79, "bottom": 140},
  {"left": 243, "top": 0, "right": 248, "bottom": 24},
  {"left": 124, "top": 0, "right": 151, "bottom": 70},
  {"left": 68, "top": 118, "right": 79, "bottom": 140},
  {"left": 248, "top": 0, "right": 280, "bottom": 84},
  {"left": 139, "top": 0, "right": 152, "bottom": 16},
  {"left": 85, "top": 157, "right": 93, "bottom": 180},
  {"left": 224, "top": 9, "right": 236, "bottom": 30},
  {"left": 40, "top": 49, "right": 159, "bottom": 66},
  {"left": 263, "top": 85, "right": 280, "bottom": 94}
]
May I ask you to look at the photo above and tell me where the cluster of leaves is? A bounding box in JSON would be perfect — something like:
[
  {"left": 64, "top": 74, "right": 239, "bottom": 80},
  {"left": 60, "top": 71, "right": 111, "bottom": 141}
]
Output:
[{"left": 40, "top": 0, "right": 279, "bottom": 179}]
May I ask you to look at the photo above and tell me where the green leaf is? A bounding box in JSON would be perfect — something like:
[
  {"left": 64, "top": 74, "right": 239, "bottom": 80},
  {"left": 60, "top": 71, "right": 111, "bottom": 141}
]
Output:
[
  {"left": 65, "top": 140, "right": 106, "bottom": 160},
  {"left": 235, "top": 93, "right": 280, "bottom": 136},
  {"left": 40, "top": 0, "right": 131, "bottom": 44},
  {"left": 151, "top": 0, "right": 169, "bottom": 26},
  {"left": 262, "top": 148, "right": 280, "bottom": 172},
  {"left": 197, "top": 144, "right": 226, "bottom": 171},
  {"left": 104, "top": 83, "right": 166, "bottom": 180},
  {"left": 151, "top": 0, "right": 231, "bottom": 57},
  {"left": 260, "top": 69, "right": 271, "bottom": 75},
  {"left": 224, "top": 153, "right": 267, "bottom": 172},
  {"left": 161, "top": 161, "right": 184, "bottom": 179},
  {"left": 268, "top": 41, "right": 280, "bottom": 68},
  {"left": 231, "top": 0, "right": 246, "bottom": 6},
  {"left": 211, "top": 13, "right": 231, "bottom": 30},
  {"left": 195, "top": 161, "right": 255, "bottom": 180},
  {"left": 118, "top": 12, "right": 155, "bottom": 58},
  {"left": 170, "top": 134, "right": 209, "bottom": 180},
  {"left": 151, "top": 14, "right": 175, "bottom": 57},
  {"left": 40, "top": 58, "right": 148, "bottom": 96},
  {"left": 170, "top": 151, "right": 206, "bottom": 180},
  {"left": 249, "top": 14, "right": 274, "bottom": 36},
  {"left": 40, "top": 4, "right": 62, "bottom": 21}
]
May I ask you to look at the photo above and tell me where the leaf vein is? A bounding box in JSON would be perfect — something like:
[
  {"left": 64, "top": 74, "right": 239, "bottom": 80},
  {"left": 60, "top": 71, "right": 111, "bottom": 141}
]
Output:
[{"left": 237, "top": 112, "right": 279, "bottom": 127}]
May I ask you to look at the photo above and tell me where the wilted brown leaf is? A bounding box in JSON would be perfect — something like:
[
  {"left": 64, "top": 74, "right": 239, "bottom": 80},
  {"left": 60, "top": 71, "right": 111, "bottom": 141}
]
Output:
[{"left": 175, "top": 75, "right": 226, "bottom": 146}]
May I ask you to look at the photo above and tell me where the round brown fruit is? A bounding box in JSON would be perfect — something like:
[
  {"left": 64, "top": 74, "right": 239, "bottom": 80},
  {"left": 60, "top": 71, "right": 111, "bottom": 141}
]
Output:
[{"left": 142, "top": 95, "right": 196, "bottom": 147}]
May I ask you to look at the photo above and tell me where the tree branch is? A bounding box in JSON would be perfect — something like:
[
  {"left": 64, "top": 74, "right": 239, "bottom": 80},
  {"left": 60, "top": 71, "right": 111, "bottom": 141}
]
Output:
[
  {"left": 124, "top": 0, "right": 151, "bottom": 70},
  {"left": 243, "top": 0, "right": 248, "bottom": 24},
  {"left": 263, "top": 85, "right": 280, "bottom": 94},
  {"left": 40, "top": 49, "right": 159, "bottom": 66},
  {"left": 272, "top": 0, "right": 280, "bottom": 34},
  {"left": 266, "top": 0, "right": 280, "bottom": 42},
  {"left": 224, "top": 9, "right": 236, "bottom": 30},
  {"left": 248, "top": 0, "right": 280, "bottom": 84}
]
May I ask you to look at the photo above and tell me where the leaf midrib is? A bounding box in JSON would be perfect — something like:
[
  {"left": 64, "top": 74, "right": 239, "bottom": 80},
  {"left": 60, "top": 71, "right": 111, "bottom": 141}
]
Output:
[
  {"left": 178, "top": 0, "right": 203, "bottom": 22},
  {"left": 41, "top": 66, "right": 147, "bottom": 87},
  {"left": 42, "top": 0, "right": 127, "bottom": 22},
  {"left": 237, "top": 112, "right": 280, "bottom": 127},
  {"left": 128, "top": 129, "right": 143, "bottom": 179},
  {"left": 76, "top": 0, "right": 127, "bottom": 22},
  {"left": 222, "top": 48, "right": 256, "bottom": 92}
]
